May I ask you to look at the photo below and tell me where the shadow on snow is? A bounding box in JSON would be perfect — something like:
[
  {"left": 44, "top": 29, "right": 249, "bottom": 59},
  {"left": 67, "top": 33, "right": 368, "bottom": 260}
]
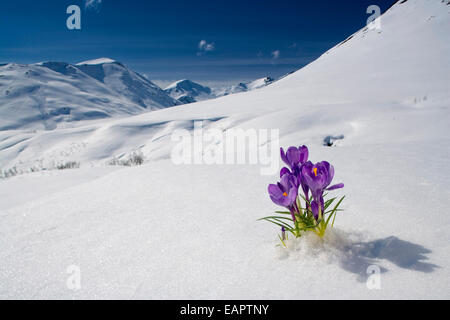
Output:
[{"left": 340, "top": 236, "right": 439, "bottom": 281}]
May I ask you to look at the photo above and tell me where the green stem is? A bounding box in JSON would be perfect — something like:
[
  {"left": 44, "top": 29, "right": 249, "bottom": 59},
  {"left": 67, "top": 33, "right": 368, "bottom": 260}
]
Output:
[{"left": 318, "top": 203, "right": 323, "bottom": 221}]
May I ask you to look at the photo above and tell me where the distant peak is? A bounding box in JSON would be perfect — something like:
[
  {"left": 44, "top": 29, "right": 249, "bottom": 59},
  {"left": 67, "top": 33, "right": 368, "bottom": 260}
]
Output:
[
  {"left": 76, "top": 58, "right": 117, "bottom": 66},
  {"left": 165, "top": 79, "right": 191, "bottom": 90}
]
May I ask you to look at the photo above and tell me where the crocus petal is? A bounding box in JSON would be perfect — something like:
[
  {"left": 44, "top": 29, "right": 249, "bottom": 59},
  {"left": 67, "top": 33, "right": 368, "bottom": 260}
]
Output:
[
  {"left": 316, "top": 161, "right": 334, "bottom": 187},
  {"left": 268, "top": 173, "right": 298, "bottom": 208},
  {"left": 290, "top": 175, "right": 298, "bottom": 189},
  {"left": 280, "top": 172, "right": 294, "bottom": 189},
  {"left": 268, "top": 184, "right": 282, "bottom": 197},
  {"left": 268, "top": 185, "right": 286, "bottom": 207},
  {"left": 280, "top": 167, "right": 291, "bottom": 178},
  {"left": 270, "top": 195, "right": 285, "bottom": 207},
  {"left": 270, "top": 189, "right": 292, "bottom": 207},
  {"left": 311, "top": 200, "right": 319, "bottom": 220},
  {"left": 280, "top": 147, "right": 288, "bottom": 166},
  {"left": 288, "top": 187, "right": 298, "bottom": 204},
  {"left": 286, "top": 147, "right": 301, "bottom": 168},
  {"left": 302, "top": 167, "right": 323, "bottom": 199},
  {"left": 298, "top": 145, "right": 309, "bottom": 164},
  {"left": 277, "top": 182, "right": 285, "bottom": 192},
  {"left": 326, "top": 183, "right": 344, "bottom": 191},
  {"left": 325, "top": 162, "right": 334, "bottom": 186},
  {"left": 298, "top": 162, "right": 310, "bottom": 198}
]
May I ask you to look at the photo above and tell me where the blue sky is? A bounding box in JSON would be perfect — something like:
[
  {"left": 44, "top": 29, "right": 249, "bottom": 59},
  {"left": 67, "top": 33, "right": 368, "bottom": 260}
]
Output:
[{"left": 0, "top": 0, "right": 394, "bottom": 86}]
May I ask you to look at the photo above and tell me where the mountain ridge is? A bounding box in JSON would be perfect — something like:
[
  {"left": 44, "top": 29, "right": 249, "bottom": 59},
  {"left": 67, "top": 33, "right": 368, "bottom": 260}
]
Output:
[
  {"left": 0, "top": 59, "right": 179, "bottom": 130},
  {"left": 164, "top": 76, "right": 276, "bottom": 104}
]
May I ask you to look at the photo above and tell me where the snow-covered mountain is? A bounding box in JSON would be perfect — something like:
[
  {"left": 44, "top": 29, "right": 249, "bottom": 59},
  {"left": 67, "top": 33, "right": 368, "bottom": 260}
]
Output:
[
  {"left": 213, "top": 76, "right": 275, "bottom": 97},
  {"left": 0, "top": 58, "right": 178, "bottom": 130},
  {"left": 164, "top": 77, "right": 275, "bottom": 105},
  {"left": 75, "top": 58, "right": 178, "bottom": 110},
  {"left": 164, "top": 79, "right": 212, "bottom": 103},
  {"left": 1, "top": 0, "right": 449, "bottom": 299}
]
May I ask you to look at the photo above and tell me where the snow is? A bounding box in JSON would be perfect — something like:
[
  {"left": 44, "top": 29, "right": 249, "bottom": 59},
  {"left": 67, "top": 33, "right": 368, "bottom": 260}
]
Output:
[
  {"left": 76, "top": 59, "right": 179, "bottom": 110},
  {"left": 1, "top": 145, "right": 448, "bottom": 299},
  {"left": 164, "top": 79, "right": 212, "bottom": 103},
  {"left": 164, "top": 77, "right": 275, "bottom": 105},
  {"left": 212, "top": 76, "right": 274, "bottom": 97},
  {"left": 0, "top": 167, "right": 120, "bottom": 211},
  {"left": 0, "top": 59, "right": 178, "bottom": 131},
  {"left": 165, "top": 79, "right": 193, "bottom": 90},
  {"left": 0, "top": 0, "right": 449, "bottom": 299},
  {"left": 76, "top": 58, "right": 117, "bottom": 65},
  {"left": 164, "top": 78, "right": 274, "bottom": 105},
  {"left": 246, "top": 77, "right": 274, "bottom": 91}
]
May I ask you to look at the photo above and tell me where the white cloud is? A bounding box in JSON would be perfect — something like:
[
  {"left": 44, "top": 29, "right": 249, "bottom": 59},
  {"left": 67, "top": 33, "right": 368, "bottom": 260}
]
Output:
[
  {"left": 271, "top": 50, "right": 280, "bottom": 59},
  {"left": 85, "top": 0, "right": 102, "bottom": 10},
  {"left": 198, "top": 40, "right": 207, "bottom": 49},
  {"left": 198, "top": 40, "right": 215, "bottom": 54}
]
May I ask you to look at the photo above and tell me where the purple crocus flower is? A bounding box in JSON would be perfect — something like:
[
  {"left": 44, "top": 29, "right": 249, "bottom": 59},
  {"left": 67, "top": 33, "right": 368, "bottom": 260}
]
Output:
[
  {"left": 298, "top": 145, "right": 309, "bottom": 164},
  {"left": 268, "top": 173, "right": 298, "bottom": 208},
  {"left": 268, "top": 173, "right": 299, "bottom": 222},
  {"left": 301, "top": 161, "right": 343, "bottom": 199},
  {"left": 280, "top": 145, "right": 309, "bottom": 190},
  {"left": 280, "top": 146, "right": 309, "bottom": 171},
  {"left": 300, "top": 161, "right": 344, "bottom": 219}
]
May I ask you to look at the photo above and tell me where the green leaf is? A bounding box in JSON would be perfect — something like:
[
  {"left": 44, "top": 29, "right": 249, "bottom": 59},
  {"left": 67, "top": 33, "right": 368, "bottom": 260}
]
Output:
[
  {"left": 324, "top": 197, "right": 337, "bottom": 210},
  {"left": 324, "top": 195, "right": 345, "bottom": 229},
  {"left": 275, "top": 211, "right": 293, "bottom": 215},
  {"left": 260, "top": 216, "right": 294, "bottom": 222},
  {"left": 323, "top": 208, "right": 344, "bottom": 215},
  {"left": 278, "top": 234, "right": 287, "bottom": 247},
  {"left": 296, "top": 196, "right": 303, "bottom": 212},
  {"left": 259, "top": 217, "right": 294, "bottom": 231},
  {"left": 299, "top": 194, "right": 312, "bottom": 204},
  {"left": 331, "top": 211, "right": 337, "bottom": 228}
]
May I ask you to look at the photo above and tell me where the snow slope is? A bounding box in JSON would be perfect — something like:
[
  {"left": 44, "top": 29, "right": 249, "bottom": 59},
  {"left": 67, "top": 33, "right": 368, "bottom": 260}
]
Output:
[
  {"left": 213, "top": 76, "right": 275, "bottom": 97},
  {"left": 164, "top": 77, "right": 274, "bottom": 105},
  {"left": 0, "top": 0, "right": 449, "bottom": 299},
  {"left": 246, "top": 76, "right": 274, "bottom": 90},
  {"left": 0, "top": 59, "right": 178, "bottom": 131}
]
